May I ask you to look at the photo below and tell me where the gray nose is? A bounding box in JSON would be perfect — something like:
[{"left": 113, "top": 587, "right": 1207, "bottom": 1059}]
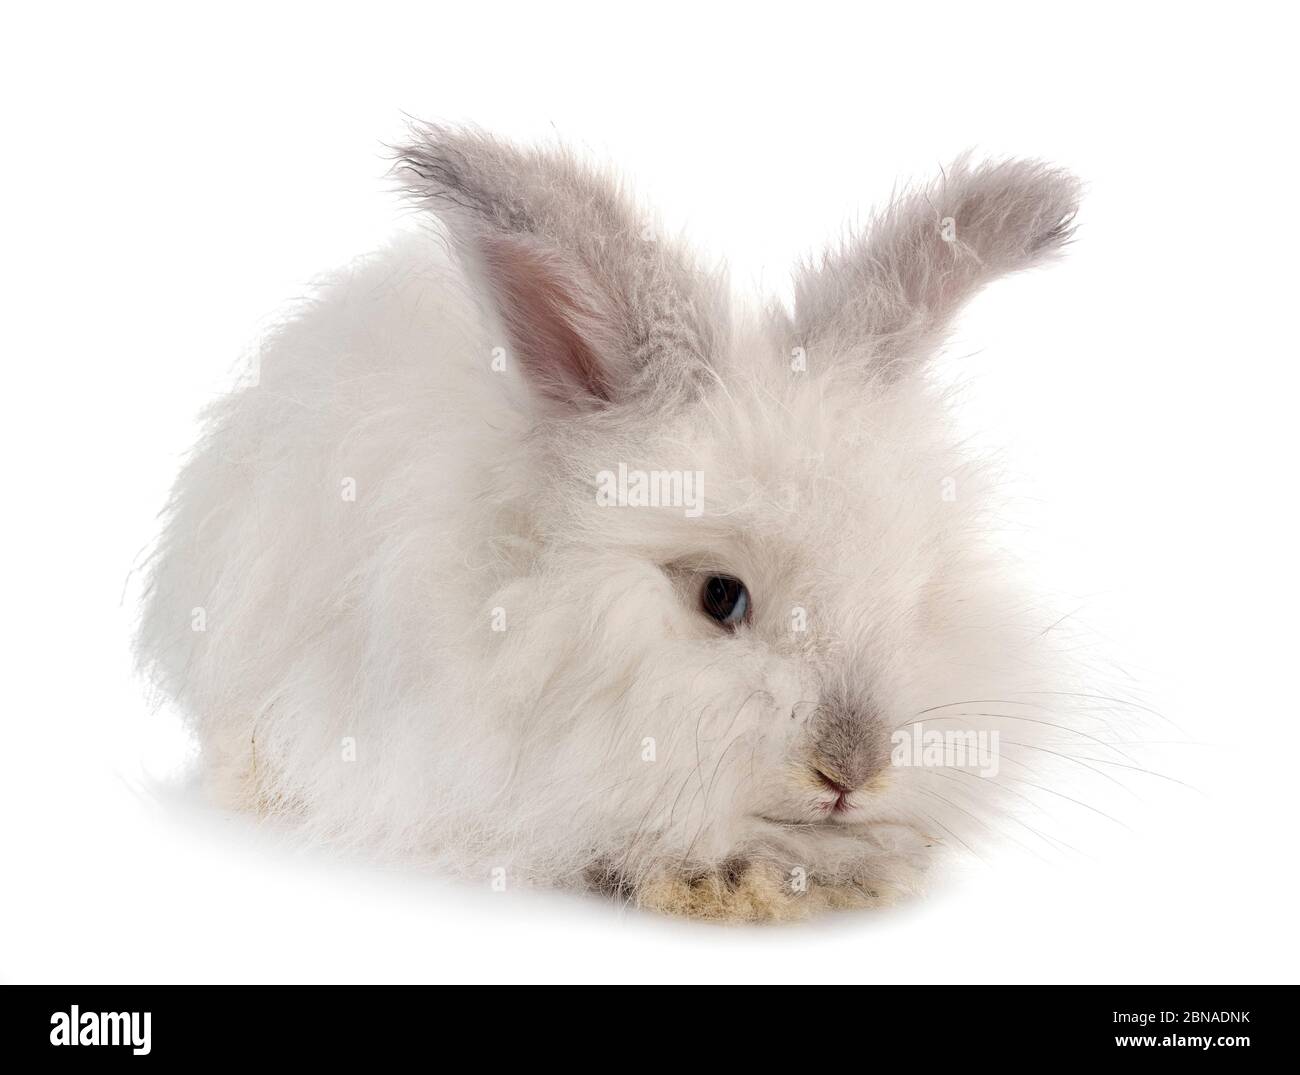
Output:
[{"left": 809, "top": 691, "right": 889, "bottom": 791}]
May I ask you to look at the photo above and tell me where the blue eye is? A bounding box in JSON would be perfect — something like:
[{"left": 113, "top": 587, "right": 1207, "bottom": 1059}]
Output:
[{"left": 701, "top": 575, "right": 750, "bottom": 627}]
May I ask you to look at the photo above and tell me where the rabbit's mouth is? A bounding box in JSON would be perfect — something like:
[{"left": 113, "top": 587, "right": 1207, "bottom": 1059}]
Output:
[
  {"left": 754, "top": 767, "right": 895, "bottom": 827},
  {"left": 813, "top": 768, "right": 859, "bottom": 815},
  {"left": 757, "top": 800, "right": 867, "bottom": 827}
]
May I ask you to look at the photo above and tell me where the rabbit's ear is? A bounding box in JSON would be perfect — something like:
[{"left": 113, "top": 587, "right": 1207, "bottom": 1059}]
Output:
[
  {"left": 793, "top": 155, "right": 1081, "bottom": 377},
  {"left": 393, "top": 124, "right": 722, "bottom": 408}
]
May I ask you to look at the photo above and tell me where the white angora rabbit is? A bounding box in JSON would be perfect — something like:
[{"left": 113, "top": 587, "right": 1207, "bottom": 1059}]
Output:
[{"left": 137, "top": 124, "right": 1083, "bottom": 921}]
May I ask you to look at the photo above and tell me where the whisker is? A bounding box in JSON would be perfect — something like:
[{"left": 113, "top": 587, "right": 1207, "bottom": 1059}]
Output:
[
  {"left": 999, "top": 739, "right": 1137, "bottom": 795},
  {"left": 936, "top": 768, "right": 1091, "bottom": 859},
  {"left": 900, "top": 711, "right": 1139, "bottom": 764},
  {"left": 915, "top": 803, "right": 985, "bottom": 862},
  {"left": 918, "top": 781, "right": 1046, "bottom": 861},
  {"left": 1023, "top": 690, "right": 1184, "bottom": 733},
  {"left": 1000, "top": 775, "right": 1134, "bottom": 831}
]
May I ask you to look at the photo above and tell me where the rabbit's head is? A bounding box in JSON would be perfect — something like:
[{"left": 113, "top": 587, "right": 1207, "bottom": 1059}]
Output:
[{"left": 390, "top": 129, "right": 1081, "bottom": 912}]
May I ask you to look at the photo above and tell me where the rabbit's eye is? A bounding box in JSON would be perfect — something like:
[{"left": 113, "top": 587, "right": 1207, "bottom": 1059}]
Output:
[{"left": 701, "top": 575, "right": 750, "bottom": 628}]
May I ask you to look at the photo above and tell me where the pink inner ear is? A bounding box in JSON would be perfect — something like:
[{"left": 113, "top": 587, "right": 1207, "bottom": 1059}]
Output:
[{"left": 480, "top": 236, "right": 614, "bottom": 405}]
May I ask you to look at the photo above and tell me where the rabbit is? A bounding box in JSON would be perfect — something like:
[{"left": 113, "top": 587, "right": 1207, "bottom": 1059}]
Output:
[{"left": 135, "top": 123, "right": 1083, "bottom": 922}]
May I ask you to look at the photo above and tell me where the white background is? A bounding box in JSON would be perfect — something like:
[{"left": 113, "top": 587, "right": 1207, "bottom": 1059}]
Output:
[{"left": 2, "top": 2, "right": 1297, "bottom": 983}]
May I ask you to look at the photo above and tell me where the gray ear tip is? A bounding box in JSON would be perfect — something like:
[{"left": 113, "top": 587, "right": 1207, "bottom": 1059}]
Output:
[
  {"left": 387, "top": 121, "right": 454, "bottom": 176},
  {"left": 1033, "top": 202, "right": 1082, "bottom": 255},
  {"left": 1030, "top": 169, "right": 1084, "bottom": 256},
  {"left": 386, "top": 118, "right": 492, "bottom": 182},
  {"left": 386, "top": 121, "right": 505, "bottom": 226},
  {"left": 944, "top": 155, "right": 1084, "bottom": 260},
  {"left": 391, "top": 116, "right": 482, "bottom": 152},
  {"left": 386, "top": 126, "right": 447, "bottom": 192}
]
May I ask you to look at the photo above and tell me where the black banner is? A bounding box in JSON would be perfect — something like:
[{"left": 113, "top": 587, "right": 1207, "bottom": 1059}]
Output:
[{"left": 2, "top": 985, "right": 1290, "bottom": 1062}]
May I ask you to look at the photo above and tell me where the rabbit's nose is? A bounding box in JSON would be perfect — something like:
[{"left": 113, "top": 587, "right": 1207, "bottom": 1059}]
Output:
[
  {"left": 809, "top": 747, "right": 886, "bottom": 795},
  {"left": 809, "top": 695, "right": 889, "bottom": 792}
]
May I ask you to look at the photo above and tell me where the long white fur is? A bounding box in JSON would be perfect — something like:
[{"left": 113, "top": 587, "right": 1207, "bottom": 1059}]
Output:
[{"left": 136, "top": 125, "right": 1082, "bottom": 913}]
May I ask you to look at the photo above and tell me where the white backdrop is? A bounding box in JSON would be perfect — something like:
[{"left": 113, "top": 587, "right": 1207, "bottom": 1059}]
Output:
[{"left": 2, "top": 1, "right": 1296, "bottom": 983}]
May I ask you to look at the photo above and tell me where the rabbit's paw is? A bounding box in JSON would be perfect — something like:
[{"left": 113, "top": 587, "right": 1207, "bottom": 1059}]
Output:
[
  {"left": 633, "top": 859, "right": 901, "bottom": 923},
  {"left": 635, "top": 860, "right": 808, "bottom": 922}
]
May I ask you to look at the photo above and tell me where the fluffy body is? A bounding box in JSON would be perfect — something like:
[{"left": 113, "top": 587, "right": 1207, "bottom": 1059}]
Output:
[{"left": 137, "top": 127, "right": 1081, "bottom": 920}]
